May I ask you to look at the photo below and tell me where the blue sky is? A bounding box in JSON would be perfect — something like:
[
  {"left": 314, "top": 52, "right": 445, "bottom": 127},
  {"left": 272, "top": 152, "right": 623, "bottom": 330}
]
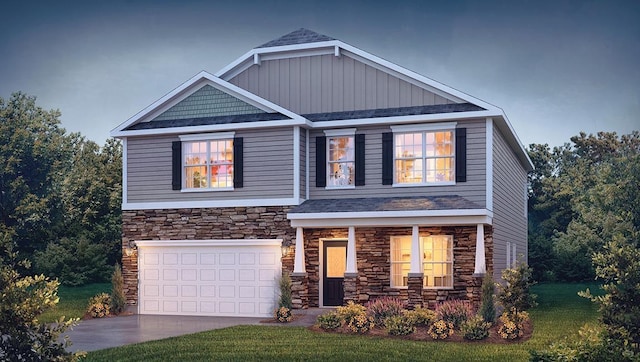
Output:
[{"left": 1, "top": 0, "right": 638, "bottom": 147}]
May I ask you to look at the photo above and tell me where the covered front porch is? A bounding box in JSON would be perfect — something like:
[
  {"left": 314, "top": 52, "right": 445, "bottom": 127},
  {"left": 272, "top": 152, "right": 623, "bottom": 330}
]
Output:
[{"left": 284, "top": 197, "right": 493, "bottom": 309}]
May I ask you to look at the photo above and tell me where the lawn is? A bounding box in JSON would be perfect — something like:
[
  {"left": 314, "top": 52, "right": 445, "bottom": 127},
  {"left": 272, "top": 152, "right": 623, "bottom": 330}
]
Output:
[
  {"left": 40, "top": 283, "right": 111, "bottom": 323},
  {"left": 80, "top": 283, "right": 600, "bottom": 362}
]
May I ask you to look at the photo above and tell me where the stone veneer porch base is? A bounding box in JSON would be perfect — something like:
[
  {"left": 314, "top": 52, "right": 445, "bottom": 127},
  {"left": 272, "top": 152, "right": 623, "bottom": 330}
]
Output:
[{"left": 121, "top": 207, "right": 492, "bottom": 309}]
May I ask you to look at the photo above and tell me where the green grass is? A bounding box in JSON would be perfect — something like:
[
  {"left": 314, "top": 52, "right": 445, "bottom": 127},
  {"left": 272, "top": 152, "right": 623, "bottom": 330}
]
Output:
[
  {"left": 83, "top": 283, "right": 600, "bottom": 362},
  {"left": 40, "top": 283, "right": 110, "bottom": 323}
]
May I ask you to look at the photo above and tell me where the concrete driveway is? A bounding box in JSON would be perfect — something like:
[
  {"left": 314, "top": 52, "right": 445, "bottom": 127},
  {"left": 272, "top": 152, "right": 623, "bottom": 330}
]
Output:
[{"left": 64, "top": 309, "right": 323, "bottom": 352}]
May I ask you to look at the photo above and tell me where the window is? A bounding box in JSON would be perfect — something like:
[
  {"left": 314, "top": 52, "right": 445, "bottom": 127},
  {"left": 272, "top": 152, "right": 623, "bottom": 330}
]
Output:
[
  {"left": 394, "top": 131, "right": 454, "bottom": 185},
  {"left": 183, "top": 138, "right": 234, "bottom": 189},
  {"left": 390, "top": 235, "right": 453, "bottom": 288},
  {"left": 327, "top": 136, "right": 354, "bottom": 187}
]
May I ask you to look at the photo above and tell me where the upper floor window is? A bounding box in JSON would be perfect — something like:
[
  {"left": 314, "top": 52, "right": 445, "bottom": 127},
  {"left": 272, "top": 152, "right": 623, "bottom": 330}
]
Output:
[
  {"left": 394, "top": 130, "right": 454, "bottom": 185},
  {"left": 390, "top": 235, "right": 454, "bottom": 289},
  {"left": 181, "top": 132, "right": 234, "bottom": 190},
  {"left": 328, "top": 136, "right": 354, "bottom": 187}
]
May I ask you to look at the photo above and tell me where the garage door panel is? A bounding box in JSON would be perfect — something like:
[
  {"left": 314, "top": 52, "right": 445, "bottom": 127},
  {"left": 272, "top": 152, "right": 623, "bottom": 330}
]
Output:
[{"left": 138, "top": 240, "right": 281, "bottom": 317}]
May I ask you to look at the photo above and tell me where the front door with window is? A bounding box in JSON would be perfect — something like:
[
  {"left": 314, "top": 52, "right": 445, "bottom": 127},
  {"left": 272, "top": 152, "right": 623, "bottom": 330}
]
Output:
[{"left": 323, "top": 241, "right": 347, "bottom": 306}]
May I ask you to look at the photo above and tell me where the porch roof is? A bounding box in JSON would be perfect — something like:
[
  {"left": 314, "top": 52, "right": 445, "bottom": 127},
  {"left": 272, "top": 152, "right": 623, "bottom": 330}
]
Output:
[
  {"left": 287, "top": 196, "right": 491, "bottom": 228},
  {"left": 289, "top": 195, "right": 481, "bottom": 214}
]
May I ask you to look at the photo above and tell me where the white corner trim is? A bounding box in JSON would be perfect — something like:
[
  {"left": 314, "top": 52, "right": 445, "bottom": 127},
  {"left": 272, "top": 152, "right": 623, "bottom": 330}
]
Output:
[
  {"left": 305, "top": 128, "right": 310, "bottom": 200},
  {"left": 121, "top": 137, "right": 128, "bottom": 204},
  {"left": 486, "top": 118, "right": 494, "bottom": 212},
  {"left": 179, "top": 131, "right": 235, "bottom": 141},
  {"left": 123, "top": 197, "right": 300, "bottom": 210},
  {"left": 293, "top": 126, "right": 301, "bottom": 201},
  {"left": 135, "top": 239, "right": 283, "bottom": 248},
  {"left": 390, "top": 122, "right": 457, "bottom": 133},
  {"left": 323, "top": 128, "right": 357, "bottom": 137}
]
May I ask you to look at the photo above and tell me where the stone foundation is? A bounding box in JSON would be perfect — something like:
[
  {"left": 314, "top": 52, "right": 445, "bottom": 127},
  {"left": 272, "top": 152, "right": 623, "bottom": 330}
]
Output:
[
  {"left": 343, "top": 273, "right": 359, "bottom": 304},
  {"left": 121, "top": 206, "right": 294, "bottom": 305}
]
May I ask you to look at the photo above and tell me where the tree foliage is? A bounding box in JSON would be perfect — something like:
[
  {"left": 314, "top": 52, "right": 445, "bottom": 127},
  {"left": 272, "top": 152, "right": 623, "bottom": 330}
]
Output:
[
  {"left": 0, "top": 228, "right": 85, "bottom": 361},
  {"left": 0, "top": 92, "right": 122, "bottom": 285},
  {"left": 527, "top": 131, "right": 640, "bottom": 281}
]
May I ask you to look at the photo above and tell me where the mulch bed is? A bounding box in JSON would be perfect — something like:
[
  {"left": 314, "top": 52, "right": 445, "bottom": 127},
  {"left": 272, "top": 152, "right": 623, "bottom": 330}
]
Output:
[{"left": 307, "top": 320, "right": 533, "bottom": 344}]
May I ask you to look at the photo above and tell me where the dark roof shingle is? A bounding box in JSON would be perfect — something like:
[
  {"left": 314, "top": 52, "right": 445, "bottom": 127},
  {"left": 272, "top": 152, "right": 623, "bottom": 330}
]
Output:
[
  {"left": 126, "top": 112, "right": 290, "bottom": 130},
  {"left": 258, "top": 28, "right": 334, "bottom": 48},
  {"left": 289, "top": 196, "right": 481, "bottom": 214},
  {"left": 302, "top": 103, "right": 484, "bottom": 122}
]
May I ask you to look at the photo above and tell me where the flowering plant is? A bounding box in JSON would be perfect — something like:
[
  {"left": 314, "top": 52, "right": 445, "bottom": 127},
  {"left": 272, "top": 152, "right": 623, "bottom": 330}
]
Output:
[
  {"left": 275, "top": 306, "right": 293, "bottom": 323},
  {"left": 497, "top": 308, "right": 529, "bottom": 339},
  {"left": 347, "top": 312, "right": 374, "bottom": 334},
  {"left": 87, "top": 293, "right": 111, "bottom": 318},
  {"left": 428, "top": 319, "right": 455, "bottom": 340}
]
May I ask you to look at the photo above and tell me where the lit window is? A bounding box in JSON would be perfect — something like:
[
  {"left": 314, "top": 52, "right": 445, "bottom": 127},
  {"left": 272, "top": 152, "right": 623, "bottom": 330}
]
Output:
[
  {"left": 327, "top": 136, "right": 354, "bottom": 187},
  {"left": 390, "top": 235, "right": 453, "bottom": 288},
  {"left": 183, "top": 139, "right": 233, "bottom": 189},
  {"left": 394, "top": 131, "right": 454, "bottom": 184}
]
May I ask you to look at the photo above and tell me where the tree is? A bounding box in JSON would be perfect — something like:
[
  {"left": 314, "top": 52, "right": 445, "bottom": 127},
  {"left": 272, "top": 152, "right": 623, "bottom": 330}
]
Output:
[
  {"left": 0, "top": 92, "right": 71, "bottom": 256},
  {"left": 0, "top": 227, "right": 84, "bottom": 361}
]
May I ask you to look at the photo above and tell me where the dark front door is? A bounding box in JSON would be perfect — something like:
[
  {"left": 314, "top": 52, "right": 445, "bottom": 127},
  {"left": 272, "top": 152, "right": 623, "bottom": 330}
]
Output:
[{"left": 323, "top": 241, "right": 347, "bottom": 306}]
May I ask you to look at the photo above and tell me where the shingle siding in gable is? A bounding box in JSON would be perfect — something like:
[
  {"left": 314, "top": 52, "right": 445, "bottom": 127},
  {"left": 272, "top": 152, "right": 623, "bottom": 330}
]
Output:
[
  {"left": 229, "top": 54, "right": 455, "bottom": 115},
  {"left": 492, "top": 124, "right": 528, "bottom": 281},
  {"left": 152, "top": 85, "right": 263, "bottom": 122},
  {"left": 126, "top": 128, "right": 294, "bottom": 203}
]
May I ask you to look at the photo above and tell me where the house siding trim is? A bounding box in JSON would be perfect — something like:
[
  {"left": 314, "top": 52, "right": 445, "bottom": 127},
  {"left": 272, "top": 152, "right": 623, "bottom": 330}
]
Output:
[
  {"left": 486, "top": 118, "right": 494, "bottom": 212},
  {"left": 123, "top": 197, "right": 301, "bottom": 210},
  {"left": 288, "top": 210, "right": 492, "bottom": 228}
]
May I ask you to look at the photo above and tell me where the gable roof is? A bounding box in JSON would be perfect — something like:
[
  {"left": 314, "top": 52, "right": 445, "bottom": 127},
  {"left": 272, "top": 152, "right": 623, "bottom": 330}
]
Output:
[
  {"left": 257, "top": 28, "right": 334, "bottom": 48},
  {"left": 110, "top": 71, "right": 308, "bottom": 137}
]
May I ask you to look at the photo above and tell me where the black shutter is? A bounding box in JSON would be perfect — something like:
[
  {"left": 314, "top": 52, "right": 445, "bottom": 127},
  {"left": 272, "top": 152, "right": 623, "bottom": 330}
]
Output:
[
  {"left": 172, "top": 141, "right": 182, "bottom": 190},
  {"left": 233, "top": 137, "right": 244, "bottom": 188},
  {"left": 355, "top": 134, "right": 365, "bottom": 186},
  {"left": 316, "top": 136, "right": 326, "bottom": 187},
  {"left": 382, "top": 132, "right": 393, "bottom": 185},
  {"left": 455, "top": 128, "right": 467, "bottom": 183}
]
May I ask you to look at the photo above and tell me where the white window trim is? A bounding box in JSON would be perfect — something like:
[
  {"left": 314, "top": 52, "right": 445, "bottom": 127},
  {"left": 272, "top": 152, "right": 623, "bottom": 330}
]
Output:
[
  {"left": 179, "top": 131, "right": 235, "bottom": 141},
  {"left": 392, "top": 128, "right": 456, "bottom": 187},
  {"left": 182, "top": 135, "right": 235, "bottom": 191},
  {"left": 390, "top": 236, "right": 410, "bottom": 289},
  {"left": 390, "top": 235, "right": 454, "bottom": 290},
  {"left": 325, "top": 130, "right": 356, "bottom": 190}
]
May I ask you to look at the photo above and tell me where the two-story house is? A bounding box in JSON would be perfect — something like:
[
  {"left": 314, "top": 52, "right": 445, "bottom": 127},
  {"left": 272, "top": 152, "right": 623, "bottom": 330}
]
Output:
[{"left": 111, "top": 29, "right": 533, "bottom": 317}]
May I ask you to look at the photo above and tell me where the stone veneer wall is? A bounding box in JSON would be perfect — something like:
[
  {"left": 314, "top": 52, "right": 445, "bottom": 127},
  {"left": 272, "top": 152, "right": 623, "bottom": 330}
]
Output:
[
  {"left": 121, "top": 206, "right": 294, "bottom": 305},
  {"left": 289, "top": 225, "right": 493, "bottom": 308}
]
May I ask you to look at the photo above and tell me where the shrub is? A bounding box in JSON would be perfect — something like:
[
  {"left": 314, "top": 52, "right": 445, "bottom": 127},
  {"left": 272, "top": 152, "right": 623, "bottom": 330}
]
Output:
[
  {"left": 110, "top": 263, "right": 126, "bottom": 315},
  {"left": 336, "top": 300, "right": 366, "bottom": 325},
  {"left": 497, "top": 308, "right": 530, "bottom": 340},
  {"left": 404, "top": 306, "right": 437, "bottom": 327},
  {"left": 462, "top": 315, "right": 491, "bottom": 340},
  {"left": 428, "top": 319, "right": 455, "bottom": 340},
  {"left": 347, "top": 312, "right": 374, "bottom": 334},
  {"left": 385, "top": 315, "right": 416, "bottom": 336},
  {"left": 87, "top": 293, "right": 111, "bottom": 318},
  {"left": 316, "top": 311, "right": 343, "bottom": 330},
  {"left": 435, "top": 300, "right": 474, "bottom": 330},
  {"left": 478, "top": 273, "right": 496, "bottom": 324},
  {"left": 496, "top": 262, "right": 537, "bottom": 315},
  {"left": 277, "top": 272, "right": 293, "bottom": 309},
  {"left": 365, "top": 297, "right": 405, "bottom": 326},
  {"left": 274, "top": 306, "right": 292, "bottom": 323}
]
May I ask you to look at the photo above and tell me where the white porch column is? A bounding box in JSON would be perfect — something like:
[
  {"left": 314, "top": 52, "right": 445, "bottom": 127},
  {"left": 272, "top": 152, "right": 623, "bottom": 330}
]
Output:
[
  {"left": 473, "top": 223, "right": 487, "bottom": 275},
  {"left": 409, "top": 225, "right": 422, "bottom": 274},
  {"left": 293, "top": 227, "right": 306, "bottom": 274},
  {"left": 345, "top": 226, "right": 357, "bottom": 274}
]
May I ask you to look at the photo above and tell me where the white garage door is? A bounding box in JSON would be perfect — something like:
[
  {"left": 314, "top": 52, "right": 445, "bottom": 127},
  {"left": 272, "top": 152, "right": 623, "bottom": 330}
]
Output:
[{"left": 136, "top": 239, "right": 282, "bottom": 317}]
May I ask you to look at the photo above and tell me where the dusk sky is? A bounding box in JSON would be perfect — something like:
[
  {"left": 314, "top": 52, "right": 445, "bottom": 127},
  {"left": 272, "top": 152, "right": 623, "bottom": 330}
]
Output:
[{"left": 1, "top": 0, "right": 638, "bottom": 148}]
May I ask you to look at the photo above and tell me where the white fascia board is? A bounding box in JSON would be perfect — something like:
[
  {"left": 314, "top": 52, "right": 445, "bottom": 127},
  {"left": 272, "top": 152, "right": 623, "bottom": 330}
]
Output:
[
  {"left": 288, "top": 213, "right": 493, "bottom": 228},
  {"left": 111, "top": 117, "right": 310, "bottom": 138},
  {"left": 110, "top": 71, "right": 306, "bottom": 136},
  {"left": 311, "top": 110, "right": 497, "bottom": 129},
  {"left": 216, "top": 41, "right": 340, "bottom": 79},
  {"left": 390, "top": 122, "right": 457, "bottom": 133},
  {"left": 136, "top": 239, "right": 283, "bottom": 248},
  {"left": 288, "top": 209, "right": 492, "bottom": 220},
  {"left": 122, "top": 197, "right": 301, "bottom": 211}
]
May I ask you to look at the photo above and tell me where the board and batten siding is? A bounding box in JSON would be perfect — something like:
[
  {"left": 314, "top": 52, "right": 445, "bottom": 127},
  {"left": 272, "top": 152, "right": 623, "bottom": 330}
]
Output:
[
  {"left": 308, "top": 120, "right": 486, "bottom": 206},
  {"left": 491, "top": 124, "right": 528, "bottom": 280},
  {"left": 229, "top": 54, "right": 455, "bottom": 115},
  {"left": 126, "top": 128, "right": 294, "bottom": 203}
]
